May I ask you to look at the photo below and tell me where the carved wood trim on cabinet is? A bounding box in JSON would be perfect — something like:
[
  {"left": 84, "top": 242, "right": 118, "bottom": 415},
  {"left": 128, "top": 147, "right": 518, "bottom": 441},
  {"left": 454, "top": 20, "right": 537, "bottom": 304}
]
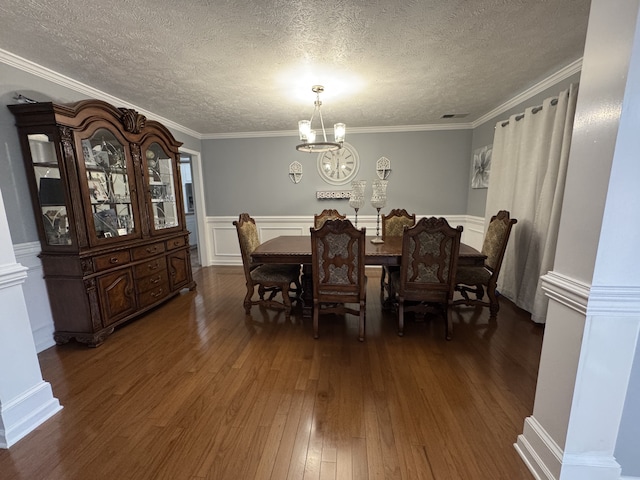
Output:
[{"left": 9, "top": 99, "right": 197, "bottom": 346}]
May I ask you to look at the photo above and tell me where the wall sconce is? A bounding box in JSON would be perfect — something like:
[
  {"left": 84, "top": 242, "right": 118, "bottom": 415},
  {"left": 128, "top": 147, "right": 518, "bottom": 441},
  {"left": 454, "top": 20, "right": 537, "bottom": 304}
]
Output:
[
  {"left": 289, "top": 161, "right": 303, "bottom": 184},
  {"left": 376, "top": 157, "right": 391, "bottom": 179}
]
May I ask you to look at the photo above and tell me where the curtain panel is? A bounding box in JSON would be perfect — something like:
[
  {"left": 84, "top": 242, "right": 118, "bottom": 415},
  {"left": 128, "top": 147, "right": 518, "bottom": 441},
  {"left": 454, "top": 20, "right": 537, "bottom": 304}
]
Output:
[{"left": 486, "top": 84, "right": 579, "bottom": 323}]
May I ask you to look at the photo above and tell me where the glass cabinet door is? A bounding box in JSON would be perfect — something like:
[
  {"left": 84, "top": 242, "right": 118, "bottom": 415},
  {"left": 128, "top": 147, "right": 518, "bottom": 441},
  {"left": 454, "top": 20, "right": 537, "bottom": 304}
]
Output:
[
  {"left": 81, "top": 128, "right": 137, "bottom": 241},
  {"left": 145, "top": 142, "right": 180, "bottom": 232},
  {"left": 28, "top": 133, "right": 72, "bottom": 246}
]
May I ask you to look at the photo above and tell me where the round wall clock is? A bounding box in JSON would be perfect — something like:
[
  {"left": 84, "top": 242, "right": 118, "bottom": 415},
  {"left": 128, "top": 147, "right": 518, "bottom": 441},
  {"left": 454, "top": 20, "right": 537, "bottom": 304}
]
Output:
[{"left": 316, "top": 142, "right": 360, "bottom": 185}]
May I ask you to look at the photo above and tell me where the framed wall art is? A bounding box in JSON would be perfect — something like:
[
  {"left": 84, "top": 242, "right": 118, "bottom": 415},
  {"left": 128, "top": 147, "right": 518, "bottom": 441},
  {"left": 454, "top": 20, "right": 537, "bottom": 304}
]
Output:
[{"left": 472, "top": 144, "right": 492, "bottom": 189}]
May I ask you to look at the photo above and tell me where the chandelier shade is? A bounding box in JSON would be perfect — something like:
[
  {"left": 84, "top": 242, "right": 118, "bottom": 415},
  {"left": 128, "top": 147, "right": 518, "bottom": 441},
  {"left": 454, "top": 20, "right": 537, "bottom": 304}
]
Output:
[{"left": 296, "top": 85, "right": 345, "bottom": 153}]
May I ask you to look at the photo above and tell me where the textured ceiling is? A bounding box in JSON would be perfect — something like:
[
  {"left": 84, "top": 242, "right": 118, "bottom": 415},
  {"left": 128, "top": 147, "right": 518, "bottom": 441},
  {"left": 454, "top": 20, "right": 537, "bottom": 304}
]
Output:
[{"left": 0, "top": 0, "right": 591, "bottom": 135}]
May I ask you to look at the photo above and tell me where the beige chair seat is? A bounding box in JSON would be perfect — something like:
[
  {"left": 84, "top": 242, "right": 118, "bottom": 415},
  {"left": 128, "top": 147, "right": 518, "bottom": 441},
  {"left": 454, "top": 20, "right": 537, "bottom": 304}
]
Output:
[
  {"left": 455, "top": 266, "right": 491, "bottom": 286},
  {"left": 251, "top": 264, "right": 301, "bottom": 283}
]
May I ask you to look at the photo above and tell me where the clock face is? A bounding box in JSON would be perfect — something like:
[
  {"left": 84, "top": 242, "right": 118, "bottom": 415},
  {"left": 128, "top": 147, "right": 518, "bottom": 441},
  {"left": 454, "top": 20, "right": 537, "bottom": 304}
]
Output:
[{"left": 316, "top": 142, "right": 360, "bottom": 185}]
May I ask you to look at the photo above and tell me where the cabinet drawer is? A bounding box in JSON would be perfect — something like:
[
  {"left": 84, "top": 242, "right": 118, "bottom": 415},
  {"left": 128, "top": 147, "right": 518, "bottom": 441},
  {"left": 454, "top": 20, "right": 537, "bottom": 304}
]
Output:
[
  {"left": 138, "top": 285, "right": 168, "bottom": 308},
  {"left": 131, "top": 242, "right": 165, "bottom": 261},
  {"left": 137, "top": 271, "right": 169, "bottom": 293},
  {"left": 134, "top": 256, "right": 167, "bottom": 279},
  {"left": 94, "top": 251, "right": 131, "bottom": 272},
  {"left": 166, "top": 236, "right": 187, "bottom": 251}
]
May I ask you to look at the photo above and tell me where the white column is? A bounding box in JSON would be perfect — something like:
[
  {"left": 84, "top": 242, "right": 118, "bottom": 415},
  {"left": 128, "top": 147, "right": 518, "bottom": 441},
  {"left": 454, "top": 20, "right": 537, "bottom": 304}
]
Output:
[
  {"left": 0, "top": 184, "right": 62, "bottom": 448},
  {"left": 515, "top": 2, "right": 640, "bottom": 479}
]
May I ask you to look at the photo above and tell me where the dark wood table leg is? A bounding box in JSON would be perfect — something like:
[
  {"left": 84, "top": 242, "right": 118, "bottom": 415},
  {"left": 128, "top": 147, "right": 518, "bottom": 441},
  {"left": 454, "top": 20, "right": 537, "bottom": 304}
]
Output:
[{"left": 301, "top": 264, "right": 313, "bottom": 318}]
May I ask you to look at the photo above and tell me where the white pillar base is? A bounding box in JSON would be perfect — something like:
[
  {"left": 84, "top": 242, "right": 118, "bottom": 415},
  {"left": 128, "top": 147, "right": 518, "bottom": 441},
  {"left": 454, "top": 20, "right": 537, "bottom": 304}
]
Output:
[{"left": 0, "top": 381, "right": 62, "bottom": 448}]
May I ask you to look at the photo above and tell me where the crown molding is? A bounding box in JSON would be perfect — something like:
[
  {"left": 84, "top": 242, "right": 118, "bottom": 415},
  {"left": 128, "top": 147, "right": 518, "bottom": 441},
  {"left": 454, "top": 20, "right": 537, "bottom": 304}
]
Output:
[
  {"left": 2, "top": 47, "right": 582, "bottom": 139},
  {"left": 0, "top": 49, "right": 203, "bottom": 140},
  {"left": 471, "top": 58, "right": 583, "bottom": 128}
]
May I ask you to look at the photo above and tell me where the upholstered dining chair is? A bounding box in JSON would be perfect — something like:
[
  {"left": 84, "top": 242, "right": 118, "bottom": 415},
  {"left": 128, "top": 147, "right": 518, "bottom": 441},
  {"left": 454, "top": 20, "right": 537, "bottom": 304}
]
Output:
[
  {"left": 310, "top": 219, "right": 367, "bottom": 341},
  {"left": 313, "top": 208, "right": 347, "bottom": 229},
  {"left": 390, "top": 217, "right": 462, "bottom": 340},
  {"left": 233, "top": 213, "right": 301, "bottom": 320},
  {"left": 380, "top": 208, "right": 416, "bottom": 303},
  {"left": 453, "top": 210, "right": 517, "bottom": 319}
]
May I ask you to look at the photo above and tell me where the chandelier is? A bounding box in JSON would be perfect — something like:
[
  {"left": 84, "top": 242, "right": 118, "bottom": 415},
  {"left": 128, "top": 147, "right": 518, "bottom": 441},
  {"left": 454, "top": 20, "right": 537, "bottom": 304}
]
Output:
[{"left": 296, "top": 85, "right": 346, "bottom": 153}]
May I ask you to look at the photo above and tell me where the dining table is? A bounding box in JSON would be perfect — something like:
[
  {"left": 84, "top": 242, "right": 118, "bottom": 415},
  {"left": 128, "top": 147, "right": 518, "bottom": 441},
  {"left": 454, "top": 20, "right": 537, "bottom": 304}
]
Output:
[{"left": 251, "top": 235, "right": 486, "bottom": 317}]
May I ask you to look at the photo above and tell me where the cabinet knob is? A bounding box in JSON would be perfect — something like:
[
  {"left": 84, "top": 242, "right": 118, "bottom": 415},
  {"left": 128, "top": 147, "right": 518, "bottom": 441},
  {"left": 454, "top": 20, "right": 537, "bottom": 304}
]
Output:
[
  {"left": 146, "top": 246, "right": 157, "bottom": 253},
  {"left": 109, "top": 257, "right": 120, "bottom": 264},
  {"left": 150, "top": 275, "right": 161, "bottom": 284}
]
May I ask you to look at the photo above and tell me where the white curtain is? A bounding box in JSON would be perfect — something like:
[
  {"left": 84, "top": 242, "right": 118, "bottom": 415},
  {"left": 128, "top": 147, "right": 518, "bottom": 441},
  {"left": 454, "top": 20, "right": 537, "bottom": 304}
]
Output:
[{"left": 485, "top": 83, "right": 579, "bottom": 323}]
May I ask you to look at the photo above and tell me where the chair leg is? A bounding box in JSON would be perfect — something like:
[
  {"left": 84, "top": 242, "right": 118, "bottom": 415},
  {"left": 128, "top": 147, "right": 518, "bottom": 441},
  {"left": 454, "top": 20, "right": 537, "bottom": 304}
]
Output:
[
  {"left": 380, "top": 266, "right": 386, "bottom": 292},
  {"left": 244, "top": 283, "right": 254, "bottom": 314},
  {"left": 487, "top": 284, "right": 499, "bottom": 319},
  {"left": 445, "top": 305, "right": 453, "bottom": 341},
  {"left": 358, "top": 300, "right": 365, "bottom": 342},
  {"left": 281, "top": 283, "right": 292, "bottom": 320},
  {"left": 313, "top": 302, "right": 319, "bottom": 339},
  {"left": 398, "top": 297, "right": 405, "bottom": 336}
]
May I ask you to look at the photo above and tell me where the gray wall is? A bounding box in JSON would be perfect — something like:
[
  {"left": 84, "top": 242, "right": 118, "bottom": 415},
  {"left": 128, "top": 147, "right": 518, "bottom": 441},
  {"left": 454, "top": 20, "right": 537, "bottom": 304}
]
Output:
[
  {"left": 0, "top": 62, "right": 201, "bottom": 245},
  {"left": 202, "top": 129, "right": 473, "bottom": 217}
]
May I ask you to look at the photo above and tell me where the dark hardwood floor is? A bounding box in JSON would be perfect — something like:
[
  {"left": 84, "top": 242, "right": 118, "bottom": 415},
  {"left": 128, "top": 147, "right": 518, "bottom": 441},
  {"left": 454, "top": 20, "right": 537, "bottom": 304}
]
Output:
[{"left": 0, "top": 265, "right": 543, "bottom": 479}]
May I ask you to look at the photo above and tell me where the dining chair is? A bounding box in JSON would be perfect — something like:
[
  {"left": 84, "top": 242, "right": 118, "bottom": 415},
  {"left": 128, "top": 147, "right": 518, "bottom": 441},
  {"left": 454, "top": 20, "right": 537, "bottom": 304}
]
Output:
[
  {"left": 380, "top": 208, "right": 416, "bottom": 304},
  {"left": 390, "top": 217, "right": 463, "bottom": 340},
  {"left": 310, "top": 219, "right": 367, "bottom": 341},
  {"left": 233, "top": 213, "right": 301, "bottom": 320},
  {"left": 313, "top": 208, "right": 347, "bottom": 229},
  {"left": 453, "top": 210, "right": 517, "bottom": 319}
]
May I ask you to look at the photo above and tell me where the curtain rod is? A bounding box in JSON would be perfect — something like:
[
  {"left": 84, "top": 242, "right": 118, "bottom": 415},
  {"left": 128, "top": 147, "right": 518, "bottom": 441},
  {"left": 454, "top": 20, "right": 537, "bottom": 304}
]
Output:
[{"left": 500, "top": 97, "right": 560, "bottom": 127}]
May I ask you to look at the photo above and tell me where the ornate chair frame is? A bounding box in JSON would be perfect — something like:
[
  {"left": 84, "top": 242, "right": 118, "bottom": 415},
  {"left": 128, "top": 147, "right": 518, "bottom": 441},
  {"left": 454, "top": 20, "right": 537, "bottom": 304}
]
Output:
[
  {"left": 380, "top": 209, "right": 416, "bottom": 303},
  {"left": 453, "top": 210, "right": 517, "bottom": 319},
  {"left": 233, "top": 213, "right": 301, "bottom": 319},
  {"left": 390, "top": 217, "right": 462, "bottom": 340},
  {"left": 314, "top": 209, "right": 347, "bottom": 229},
  {"left": 310, "top": 219, "right": 367, "bottom": 341}
]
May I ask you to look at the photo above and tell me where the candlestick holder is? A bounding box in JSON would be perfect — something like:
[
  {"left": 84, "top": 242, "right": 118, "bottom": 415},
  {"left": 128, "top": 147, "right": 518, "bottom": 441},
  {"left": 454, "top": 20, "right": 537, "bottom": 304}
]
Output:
[
  {"left": 370, "top": 179, "right": 387, "bottom": 244},
  {"left": 348, "top": 180, "right": 366, "bottom": 228}
]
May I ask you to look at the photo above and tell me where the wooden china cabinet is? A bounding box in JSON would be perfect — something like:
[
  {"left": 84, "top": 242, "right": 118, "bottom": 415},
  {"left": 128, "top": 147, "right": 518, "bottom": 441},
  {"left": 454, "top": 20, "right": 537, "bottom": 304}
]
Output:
[{"left": 9, "top": 99, "right": 196, "bottom": 346}]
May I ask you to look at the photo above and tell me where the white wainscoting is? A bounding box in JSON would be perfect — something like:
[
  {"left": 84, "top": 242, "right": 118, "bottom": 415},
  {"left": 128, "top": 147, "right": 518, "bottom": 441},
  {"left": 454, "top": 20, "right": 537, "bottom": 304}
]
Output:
[
  {"left": 13, "top": 242, "right": 55, "bottom": 353},
  {"left": 203, "top": 214, "right": 485, "bottom": 267}
]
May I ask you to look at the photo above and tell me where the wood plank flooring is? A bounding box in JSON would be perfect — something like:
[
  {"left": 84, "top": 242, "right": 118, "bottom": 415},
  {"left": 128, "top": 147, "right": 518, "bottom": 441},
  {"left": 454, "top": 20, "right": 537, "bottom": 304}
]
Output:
[{"left": 0, "top": 265, "right": 543, "bottom": 479}]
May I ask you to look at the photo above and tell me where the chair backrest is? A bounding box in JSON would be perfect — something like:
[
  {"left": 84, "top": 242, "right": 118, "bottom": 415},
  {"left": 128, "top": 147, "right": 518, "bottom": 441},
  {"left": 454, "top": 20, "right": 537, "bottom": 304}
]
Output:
[
  {"left": 314, "top": 209, "right": 347, "bottom": 229},
  {"left": 233, "top": 213, "right": 260, "bottom": 279},
  {"left": 399, "top": 217, "right": 463, "bottom": 302},
  {"left": 481, "top": 210, "right": 517, "bottom": 274},
  {"left": 310, "top": 219, "right": 366, "bottom": 303},
  {"left": 382, "top": 208, "right": 416, "bottom": 237}
]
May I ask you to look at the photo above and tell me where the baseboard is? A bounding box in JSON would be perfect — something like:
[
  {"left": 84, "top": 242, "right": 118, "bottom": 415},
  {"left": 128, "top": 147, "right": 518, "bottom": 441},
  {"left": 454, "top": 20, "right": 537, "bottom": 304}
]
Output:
[
  {"left": 515, "top": 416, "right": 563, "bottom": 480},
  {"left": 0, "top": 381, "right": 62, "bottom": 448},
  {"left": 560, "top": 453, "right": 621, "bottom": 480}
]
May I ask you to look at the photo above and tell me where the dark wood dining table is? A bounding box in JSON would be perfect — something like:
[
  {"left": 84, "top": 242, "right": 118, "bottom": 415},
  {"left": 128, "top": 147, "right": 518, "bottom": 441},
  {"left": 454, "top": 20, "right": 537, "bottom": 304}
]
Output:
[{"left": 251, "top": 235, "right": 486, "bottom": 317}]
